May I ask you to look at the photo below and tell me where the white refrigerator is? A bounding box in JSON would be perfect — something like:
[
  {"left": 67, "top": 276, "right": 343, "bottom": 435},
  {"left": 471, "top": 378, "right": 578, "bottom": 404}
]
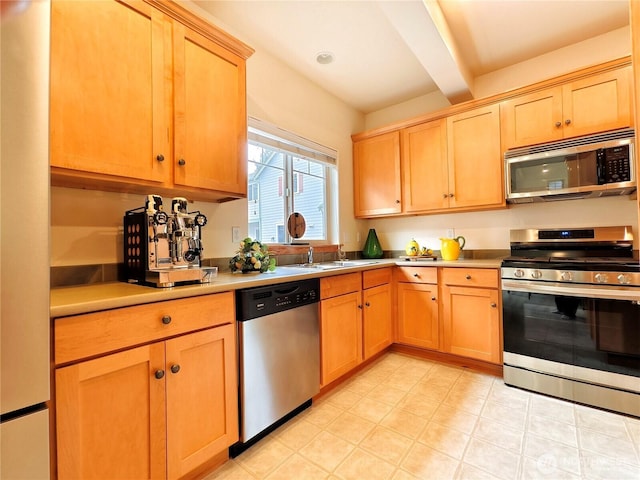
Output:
[{"left": 0, "top": 1, "right": 51, "bottom": 478}]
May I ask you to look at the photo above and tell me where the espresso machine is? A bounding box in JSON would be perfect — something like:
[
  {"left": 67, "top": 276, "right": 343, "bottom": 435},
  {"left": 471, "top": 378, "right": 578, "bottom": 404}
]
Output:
[{"left": 124, "top": 195, "right": 211, "bottom": 287}]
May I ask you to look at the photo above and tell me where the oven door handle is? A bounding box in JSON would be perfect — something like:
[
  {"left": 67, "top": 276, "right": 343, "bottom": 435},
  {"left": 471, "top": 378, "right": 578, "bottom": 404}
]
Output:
[{"left": 501, "top": 279, "right": 640, "bottom": 302}]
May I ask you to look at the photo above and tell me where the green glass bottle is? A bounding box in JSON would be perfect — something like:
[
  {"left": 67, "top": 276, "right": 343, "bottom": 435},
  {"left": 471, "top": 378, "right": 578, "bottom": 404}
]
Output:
[{"left": 362, "top": 228, "right": 383, "bottom": 258}]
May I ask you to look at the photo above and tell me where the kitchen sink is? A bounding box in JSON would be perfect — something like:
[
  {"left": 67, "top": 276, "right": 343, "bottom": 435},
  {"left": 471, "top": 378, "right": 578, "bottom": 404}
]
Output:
[{"left": 279, "top": 260, "right": 381, "bottom": 271}]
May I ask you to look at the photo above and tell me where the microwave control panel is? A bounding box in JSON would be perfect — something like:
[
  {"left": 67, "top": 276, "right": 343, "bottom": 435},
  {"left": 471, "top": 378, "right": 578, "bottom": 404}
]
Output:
[{"left": 598, "top": 145, "right": 631, "bottom": 184}]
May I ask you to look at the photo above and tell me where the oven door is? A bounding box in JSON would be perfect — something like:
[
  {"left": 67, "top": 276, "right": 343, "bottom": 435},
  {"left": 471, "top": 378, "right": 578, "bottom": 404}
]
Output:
[{"left": 502, "top": 279, "right": 640, "bottom": 393}]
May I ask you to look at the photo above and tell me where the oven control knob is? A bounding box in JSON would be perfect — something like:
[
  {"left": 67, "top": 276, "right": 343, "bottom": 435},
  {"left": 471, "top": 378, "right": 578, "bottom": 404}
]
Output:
[
  {"left": 594, "top": 273, "right": 609, "bottom": 284},
  {"left": 560, "top": 271, "right": 573, "bottom": 281},
  {"left": 530, "top": 270, "right": 542, "bottom": 279},
  {"left": 514, "top": 269, "right": 525, "bottom": 278},
  {"left": 617, "top": 274, "right": 631, "bottom": 285}
]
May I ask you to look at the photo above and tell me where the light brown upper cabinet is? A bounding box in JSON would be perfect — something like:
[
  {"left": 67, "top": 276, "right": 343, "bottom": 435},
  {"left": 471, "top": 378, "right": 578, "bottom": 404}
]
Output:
[
  {"left": 401, "top": 119, "right": 448, "bottom": 212},
  {"left": 445, "top": 104, "right": 504, "bottom": 211},
  {"left": 50, "top": 0, "right": 253, "bottom": 202},
  {"left": 355, "top": 104, "right": 503, "bottom": 218},
  {"left": 403, "top": 105, "right": 504, "bottom": 214},
  {"left": 353, "top": 131, "right": 402, "bottom": 217},
  {"left": 501, "top": 67, "right": 632, "bottom": 150}
]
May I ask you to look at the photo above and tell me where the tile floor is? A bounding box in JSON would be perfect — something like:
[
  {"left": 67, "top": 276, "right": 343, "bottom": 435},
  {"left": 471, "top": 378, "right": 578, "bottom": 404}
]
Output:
[{"left": 206, "top": 353, "right": 640, "bottom": 480}]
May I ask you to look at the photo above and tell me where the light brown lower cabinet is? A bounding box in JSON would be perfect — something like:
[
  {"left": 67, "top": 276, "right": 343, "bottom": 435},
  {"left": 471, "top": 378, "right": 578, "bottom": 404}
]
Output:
[
  {"left": 395, "top": 267, "right": 440, "bottom": 350},
  {"left": 441, "top": 268, "right": 502, "bottom": 364},
  {"left": 362, "top": 269, "right": 393, "bottom": 360},
  {"left": 320, "top": 269, "right": 393, "bottom": 386},
  {"left": 54, "top": 293, "right": 238, "bottom": 480}
]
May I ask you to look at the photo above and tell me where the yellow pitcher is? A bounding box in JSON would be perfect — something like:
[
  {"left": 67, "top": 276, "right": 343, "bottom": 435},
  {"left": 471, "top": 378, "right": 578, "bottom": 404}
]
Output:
[{"left": 439, "top": 236, "right": 466, "bottom": 261}]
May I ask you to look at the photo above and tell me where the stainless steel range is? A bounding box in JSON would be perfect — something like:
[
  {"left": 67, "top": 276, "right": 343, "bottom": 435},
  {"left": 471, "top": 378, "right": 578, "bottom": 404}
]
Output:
[{"left": 501, "top": 226, "right": 640, "bottom": 417}]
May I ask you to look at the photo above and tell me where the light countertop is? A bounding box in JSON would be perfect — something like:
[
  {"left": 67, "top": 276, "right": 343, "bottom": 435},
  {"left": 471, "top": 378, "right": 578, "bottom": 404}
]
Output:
[{"left": 51, "top": 258, "right": 503, "bottom": 318}]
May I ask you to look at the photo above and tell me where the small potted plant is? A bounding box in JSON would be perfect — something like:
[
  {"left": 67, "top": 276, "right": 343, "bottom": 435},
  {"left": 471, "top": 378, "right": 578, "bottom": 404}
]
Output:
[{"left": 229, "top": 237, "right": 271, "bottom": 273}]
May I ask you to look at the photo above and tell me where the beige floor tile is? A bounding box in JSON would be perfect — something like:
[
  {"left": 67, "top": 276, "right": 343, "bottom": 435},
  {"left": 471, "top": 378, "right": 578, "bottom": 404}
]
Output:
[
  {"left": 481, "top": 400, "right": 527, "bottom": 431},
  {"left": 264, "top": 453, "right": 329, "bottom": 480},
  {"left": 431, "top": 403, "right": 479, "bottom": 435},
  {"left": 419, "top": 421, "right": 470, "bottom": 460},
  {"left": 523, "top": 433, "right": 581, "bottom": 476},
  {"left": 578, "top": 427, "right": 639, "bottom": 466},
  {"left": 529, "top": 394, "right": 576, "bottom": 426},
  {"left": 325, "top": 411, "right": 376, "bottom": 444},
  {"left": 305, "top": 401, "right": 344, "bottom": 428},
  {"left": 528, "top": 414, "right": 578, "bottom": 448},
  {"left": 299, "top": 430, "right": 355, "bottom": 472},
  {"left": 396, "top": 392, "right": 440, "bottom": 419},
  {"left": 575, "top": 405, "right": 632, "bottom": 440},
  {"left": 349, "top": 396, "right": 394, "bottom": 423},
  {"left": 487, "top": 382, "right": 530, "bottom": 410},
  {"left": 401, "top": 442, "right": 460, "bottom": 479},
  {"left": 580, "top": 450, "right": 640, "bottom": 479},
  {"left": 473, "top": 416, "right": 524, "bottom": 454},
  {"left": 203, "top": 460, "right": 257, "bottom": 479},
  {"left": 443, "top": 389, "right": 487, "bottom": 416},
  {"left": 334, "top": 448, "right": 397, "bottom": 480},
  {"left": 391, "top": 469, "right": 421, "bottom": 480},
  {"left": 360, "top": 426, "right": 414, "bottom": 465},
  {"left": 463, "top": 438, "right": 521, "bottom": 480},
  {"left": 325, "top": 388, "right": 363, "bottom": 410},
  {"left": 450, "top": 377, "right": 493, "bottom": 398},
  {"left": 520, "top": 456, "right": 581, "bottom": 480},
  {"left": 456, "top": 463, "right": 502, "bottom": 480},
  {"left": 204, "top": 352, "right": 640, "bottom": 480},
  {"left": 380, "top": 407, "right": 429, "bottom": 439},
  {"left": 344, "top": 376, "right": 378, "bottom": 396},
  {"left": 275, "top": 418, "right": 322, "bottom": 450},
  {"left": 382, "top": 371, "right": 424, "bottom": 391},
  {"left": 234, "top": 437, "right": 294, "bottom": 479},
  {"left": 366, "top": 384, "right": 408, "bottom": 406}
]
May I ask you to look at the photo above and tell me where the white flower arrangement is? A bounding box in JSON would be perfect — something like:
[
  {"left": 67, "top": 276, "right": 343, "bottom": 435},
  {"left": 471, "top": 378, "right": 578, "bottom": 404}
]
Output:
[{"left": 229, "top": 237, "right": 272, "bottom": 273}]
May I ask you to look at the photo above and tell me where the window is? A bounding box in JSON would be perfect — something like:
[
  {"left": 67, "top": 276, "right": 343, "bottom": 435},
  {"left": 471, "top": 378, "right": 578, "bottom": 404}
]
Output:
[{"left": 247, "top": 117, "right": 338, "bottom": 244}]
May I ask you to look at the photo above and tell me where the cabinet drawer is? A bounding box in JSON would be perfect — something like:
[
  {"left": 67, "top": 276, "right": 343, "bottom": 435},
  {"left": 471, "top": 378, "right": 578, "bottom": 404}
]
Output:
[
  {"left": 363, "top": 267, "right": 392, "bottom": 289},
  {"left": 395, "top": 266, "right": 437, "bottom": 284},
  {"left": 321, "top": 272, "right": 361, "bottom": 299},
  {"left": 55, "top": 292, "right": 234, "bottom": 365},
  {"left": 441, "top": 268, "right": 499, "bottom": 288}
]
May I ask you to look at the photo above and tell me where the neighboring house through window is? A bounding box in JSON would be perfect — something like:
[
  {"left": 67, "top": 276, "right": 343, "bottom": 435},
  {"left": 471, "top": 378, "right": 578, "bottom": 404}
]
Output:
[{"left": 247, "top": 117, "right": 338, "bottom": 244}]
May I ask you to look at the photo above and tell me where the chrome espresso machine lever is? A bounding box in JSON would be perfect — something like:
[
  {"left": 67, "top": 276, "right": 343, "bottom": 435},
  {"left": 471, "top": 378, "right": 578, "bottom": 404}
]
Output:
[{"left": 124, "top": 195, "right": 210, "bottom": 287}]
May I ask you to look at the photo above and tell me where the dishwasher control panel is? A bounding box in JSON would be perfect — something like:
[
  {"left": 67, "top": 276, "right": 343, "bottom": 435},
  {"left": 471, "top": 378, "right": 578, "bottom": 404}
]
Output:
[{"left": 236, "top": 278, "right": 320, "bottom": 321}]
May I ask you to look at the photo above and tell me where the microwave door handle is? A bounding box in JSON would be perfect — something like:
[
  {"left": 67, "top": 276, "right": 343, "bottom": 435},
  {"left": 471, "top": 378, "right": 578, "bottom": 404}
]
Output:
[{"left": 596, "top": 149, "right": 606, "bottom": 184}]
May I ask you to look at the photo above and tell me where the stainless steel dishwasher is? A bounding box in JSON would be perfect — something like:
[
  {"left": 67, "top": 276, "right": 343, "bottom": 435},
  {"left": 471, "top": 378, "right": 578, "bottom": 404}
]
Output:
[{"left": 231, "top": 278, "right": 320, "bottom": 456}]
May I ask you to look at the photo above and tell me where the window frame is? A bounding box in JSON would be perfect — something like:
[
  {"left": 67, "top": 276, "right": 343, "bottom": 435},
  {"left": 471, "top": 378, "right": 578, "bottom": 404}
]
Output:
[{"left": 247, "top": 117, "right": 338, "bottom": 246}]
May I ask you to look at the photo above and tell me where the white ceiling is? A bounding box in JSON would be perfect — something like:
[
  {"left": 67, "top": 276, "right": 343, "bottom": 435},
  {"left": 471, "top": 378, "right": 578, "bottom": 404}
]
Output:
[{"left": 194, "top": 0, "right": 630, "bottom": 113}]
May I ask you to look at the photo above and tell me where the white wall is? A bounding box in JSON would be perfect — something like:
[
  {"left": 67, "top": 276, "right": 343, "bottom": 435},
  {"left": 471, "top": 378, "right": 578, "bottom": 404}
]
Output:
[{"left": 369, "top": 196, "right": 638, "bottom": 254}]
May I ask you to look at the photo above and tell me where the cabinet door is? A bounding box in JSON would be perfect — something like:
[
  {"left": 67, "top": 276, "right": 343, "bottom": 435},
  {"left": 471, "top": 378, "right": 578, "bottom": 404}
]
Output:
[
  {"left": 165, "top": 325, "right": 238, "bottom": 479},
  {"left": 562, "top": 67, "right": 632, "bottom": 139},
  {"left": 442, "top": 285, "right": 501, "bottom": 364},
  {"left": 447, "top": 104, "right": 504, "bottom": 210},
  {"left": 50, "top": 0, "right": 170, "bottom": 183},
  {"left": 56, "top": 343, "right": 167, "bottom": 480},
  {"left": 353, "top": 132, "right": 402, "bottom": 217},
  {"left": 173, "top": 23, "right": 247, "bottom": 195},
  {"left": 401, "top": 119, "right": 449, "bottom": 212},
  {"left": 363, "top": 284, "right": 392, "bottom": 360},
  {"left": 500, "top": 87, "right": 564, "bottom": 149},
  {"left": 320, "top": 292, "right": 363, "bottom": 385},
  {"left": 396, "top": 283, "right": 439, "bottom": 350}
]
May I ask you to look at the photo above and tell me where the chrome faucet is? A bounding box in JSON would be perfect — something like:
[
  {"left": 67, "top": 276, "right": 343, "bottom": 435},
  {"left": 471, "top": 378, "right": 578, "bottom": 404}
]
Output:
[{"left": 307, "top": 246, "right": 314, "bottom": 264}]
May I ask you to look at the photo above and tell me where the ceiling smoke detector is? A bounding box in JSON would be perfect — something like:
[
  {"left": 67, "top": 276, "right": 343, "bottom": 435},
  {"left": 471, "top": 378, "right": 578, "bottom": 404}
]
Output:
[{"left": 316, "top": 51, "right": 334, "bottom": 65}]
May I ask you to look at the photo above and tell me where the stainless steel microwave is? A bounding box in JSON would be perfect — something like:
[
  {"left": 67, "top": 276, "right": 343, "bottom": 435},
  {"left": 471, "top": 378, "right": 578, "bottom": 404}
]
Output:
[{"left": 505, "top": 129, "right": 636, "bottom": 203}]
